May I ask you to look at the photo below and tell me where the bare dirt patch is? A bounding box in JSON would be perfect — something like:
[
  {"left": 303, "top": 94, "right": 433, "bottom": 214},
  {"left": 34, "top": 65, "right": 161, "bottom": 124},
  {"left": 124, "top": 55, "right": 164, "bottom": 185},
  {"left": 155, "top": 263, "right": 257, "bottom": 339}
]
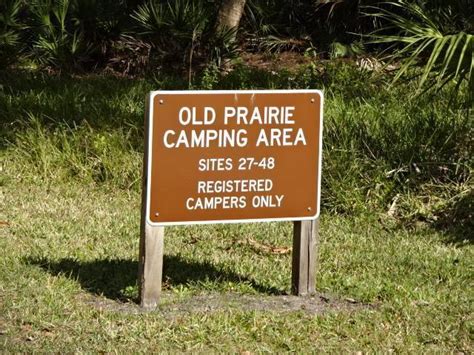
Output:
[{"left": 81, "top": 292, "right": 373, "bottom": 317}]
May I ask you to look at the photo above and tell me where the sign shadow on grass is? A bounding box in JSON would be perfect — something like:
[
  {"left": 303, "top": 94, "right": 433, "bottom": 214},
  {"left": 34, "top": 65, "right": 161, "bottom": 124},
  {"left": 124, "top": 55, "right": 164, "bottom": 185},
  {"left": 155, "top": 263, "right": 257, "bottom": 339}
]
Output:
[{"left": 26, "top": 254, "right": 284, "bottom": 302}]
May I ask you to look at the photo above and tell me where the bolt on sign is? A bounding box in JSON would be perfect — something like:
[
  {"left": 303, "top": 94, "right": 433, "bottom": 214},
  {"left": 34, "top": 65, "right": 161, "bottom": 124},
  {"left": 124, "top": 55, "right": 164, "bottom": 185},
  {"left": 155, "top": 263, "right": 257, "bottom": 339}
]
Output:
[{"left": 145, "top": 90, "right": 323, "bottom": 226}]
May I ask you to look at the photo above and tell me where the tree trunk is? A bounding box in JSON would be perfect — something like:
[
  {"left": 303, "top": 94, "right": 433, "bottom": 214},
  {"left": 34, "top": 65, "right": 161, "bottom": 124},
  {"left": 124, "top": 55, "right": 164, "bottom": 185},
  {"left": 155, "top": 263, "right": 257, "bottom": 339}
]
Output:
[{"left": 215, "top": 0, "right": 247, "bottom": 36}]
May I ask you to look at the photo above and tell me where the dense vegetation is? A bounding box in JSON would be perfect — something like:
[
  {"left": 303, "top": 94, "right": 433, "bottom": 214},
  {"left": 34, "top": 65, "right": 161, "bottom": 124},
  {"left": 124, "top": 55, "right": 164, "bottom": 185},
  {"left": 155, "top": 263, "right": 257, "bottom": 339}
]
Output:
[
  {"left": 1, "top": 0, "right": 473, "bottom": 94},
  {"left": 0, "top": 0, "right": 472, "bottom": 352}
]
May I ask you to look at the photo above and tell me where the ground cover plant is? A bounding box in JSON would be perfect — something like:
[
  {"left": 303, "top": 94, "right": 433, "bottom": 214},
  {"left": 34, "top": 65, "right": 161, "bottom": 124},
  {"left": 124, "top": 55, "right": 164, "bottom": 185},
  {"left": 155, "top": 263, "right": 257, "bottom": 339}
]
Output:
[{"left": 0, "top": 60, "right": 472, "bottom": 351}]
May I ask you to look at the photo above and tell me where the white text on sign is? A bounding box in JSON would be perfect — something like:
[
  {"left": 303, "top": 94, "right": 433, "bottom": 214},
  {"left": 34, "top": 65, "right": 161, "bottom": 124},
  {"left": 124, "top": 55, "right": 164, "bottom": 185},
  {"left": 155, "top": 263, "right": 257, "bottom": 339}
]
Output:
[{"left": 163, "top": 106, "right": 307, "bottom": 148}]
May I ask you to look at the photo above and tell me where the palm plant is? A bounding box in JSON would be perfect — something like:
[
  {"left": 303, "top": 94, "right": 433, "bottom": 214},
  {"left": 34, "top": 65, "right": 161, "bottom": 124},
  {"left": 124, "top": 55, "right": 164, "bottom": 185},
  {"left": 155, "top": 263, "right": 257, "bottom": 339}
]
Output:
[
  {"left": 0, "top": 0, "right": 26, "bottom": 68},
  {"left": 29, "top": 0, "right": 92, "bottom": 71},
  {"left": 243, "top": 0, "right": 313, "bottom": 53},
  {"left": 205, "top": 26, "right": 239, "bottom": 67},
  {"left": 242, "top": 0, "right": 382, "bottom": 55},
  {"left": 69, "top": 0, "right": 131, "bottom": 60},
  {"left": 367, "top": 0, "right": 473, "bottom": 102},
  {"left": 132, "top": 0, "right": 238, "bottom": 76},
  {"left": 132, "top": 0, "right": 210, "bottom": 58},
  {"left": 311, "top": 0, "right": 382, "bottom": 52}
]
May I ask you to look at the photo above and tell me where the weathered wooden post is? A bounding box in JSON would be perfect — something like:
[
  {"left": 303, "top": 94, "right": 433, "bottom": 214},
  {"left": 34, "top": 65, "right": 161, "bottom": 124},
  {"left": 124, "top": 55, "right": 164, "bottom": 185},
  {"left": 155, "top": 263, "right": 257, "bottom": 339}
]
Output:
[
  {"left": 138, "top": 94, "right": 164, "bottom": 309},
  {"left": 138, "top": 223, "right": 164, "bottom": 309},
  {"left": 292, "top": 219, "right": 319, "bottom": 296}
]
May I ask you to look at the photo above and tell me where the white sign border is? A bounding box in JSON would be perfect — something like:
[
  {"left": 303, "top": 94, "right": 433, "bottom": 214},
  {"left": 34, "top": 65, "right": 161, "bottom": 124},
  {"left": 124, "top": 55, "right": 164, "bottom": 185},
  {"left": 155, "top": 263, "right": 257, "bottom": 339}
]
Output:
[{"left": 145, "top": 89, "right": 324, "bottom": 226}]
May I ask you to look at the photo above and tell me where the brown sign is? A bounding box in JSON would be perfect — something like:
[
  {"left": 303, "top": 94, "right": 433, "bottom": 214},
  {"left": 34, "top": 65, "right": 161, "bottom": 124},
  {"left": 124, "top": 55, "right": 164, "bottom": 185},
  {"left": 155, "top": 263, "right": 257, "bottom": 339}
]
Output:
[{"left": 145, "top": 90, "right": 323, "bottom": 226}]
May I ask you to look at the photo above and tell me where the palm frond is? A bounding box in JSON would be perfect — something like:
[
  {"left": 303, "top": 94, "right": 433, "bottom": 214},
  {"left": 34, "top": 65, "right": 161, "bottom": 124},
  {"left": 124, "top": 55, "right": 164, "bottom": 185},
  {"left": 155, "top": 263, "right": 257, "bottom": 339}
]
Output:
[
  {"left": 0, "top": 0, "right": 26, "bottom": 67},
  {"left": 29, "top": 0, "right": 92, "bottom": 71},
  {"left": 367, "top": 0, "right": 473, "bottom": 102}
]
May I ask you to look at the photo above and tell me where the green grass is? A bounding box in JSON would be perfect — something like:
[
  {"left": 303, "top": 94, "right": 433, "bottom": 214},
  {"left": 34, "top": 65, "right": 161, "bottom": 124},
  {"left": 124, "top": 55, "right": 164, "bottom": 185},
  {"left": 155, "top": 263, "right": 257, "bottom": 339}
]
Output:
[
  {"left": 1, "top": 178, "right": 472, "bottom": 351},
  {"left": 0, "top": 63, "right": 472, "bottom": 351},
  {"left": 1, "top": 64, "right": 471, "bottom": 218}
]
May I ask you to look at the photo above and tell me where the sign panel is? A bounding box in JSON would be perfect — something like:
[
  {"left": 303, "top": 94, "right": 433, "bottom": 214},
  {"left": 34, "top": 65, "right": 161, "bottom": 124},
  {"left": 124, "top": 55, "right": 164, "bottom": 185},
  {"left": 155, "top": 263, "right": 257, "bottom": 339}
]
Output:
[{"left": 146, "top": 90, "right": 323, "bottom": 226}]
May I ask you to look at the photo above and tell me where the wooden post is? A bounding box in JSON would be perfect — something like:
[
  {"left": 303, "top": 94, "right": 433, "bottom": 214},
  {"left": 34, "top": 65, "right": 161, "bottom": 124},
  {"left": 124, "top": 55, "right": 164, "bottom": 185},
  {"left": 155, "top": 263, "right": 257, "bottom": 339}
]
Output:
[
  {"left": 138, "top": 94, "right": 164, "bottom": 309},
  {"left": 138, "top": 223, "right": 164, "bottom": 309},
  {"left": 291, "top": 218, "right": 319, "bottom": 296}
]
